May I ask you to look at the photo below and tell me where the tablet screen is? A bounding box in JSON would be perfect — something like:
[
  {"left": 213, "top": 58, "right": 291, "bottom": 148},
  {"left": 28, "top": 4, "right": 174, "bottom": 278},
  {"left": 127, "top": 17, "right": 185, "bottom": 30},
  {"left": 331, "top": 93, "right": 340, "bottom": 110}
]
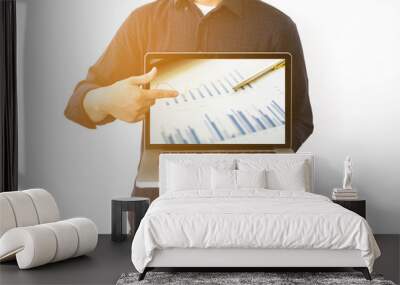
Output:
[{"left": 146, "top": 53, "right": 291, "bottom": 149}]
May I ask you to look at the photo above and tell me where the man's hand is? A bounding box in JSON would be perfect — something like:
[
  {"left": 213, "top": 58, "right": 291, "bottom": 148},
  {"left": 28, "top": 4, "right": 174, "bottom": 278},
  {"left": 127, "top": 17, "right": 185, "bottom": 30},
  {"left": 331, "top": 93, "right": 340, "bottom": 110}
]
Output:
[{"left": 83, "top": 67, "right": 178, "bottom": 123}]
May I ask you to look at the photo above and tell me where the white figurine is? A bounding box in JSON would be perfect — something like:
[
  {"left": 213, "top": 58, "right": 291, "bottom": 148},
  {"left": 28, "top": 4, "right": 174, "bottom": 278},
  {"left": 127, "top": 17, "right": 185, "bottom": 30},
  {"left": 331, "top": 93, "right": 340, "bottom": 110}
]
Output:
[{"left": 342, "top": 156, "right": 353, "bottom": 190}]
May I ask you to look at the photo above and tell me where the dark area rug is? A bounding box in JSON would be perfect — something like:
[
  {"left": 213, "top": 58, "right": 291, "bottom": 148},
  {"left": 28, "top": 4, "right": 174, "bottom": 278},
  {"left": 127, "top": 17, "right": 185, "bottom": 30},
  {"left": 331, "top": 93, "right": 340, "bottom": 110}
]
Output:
[{"left": 116, "top": 272, "right": 396, "bottom": 285}]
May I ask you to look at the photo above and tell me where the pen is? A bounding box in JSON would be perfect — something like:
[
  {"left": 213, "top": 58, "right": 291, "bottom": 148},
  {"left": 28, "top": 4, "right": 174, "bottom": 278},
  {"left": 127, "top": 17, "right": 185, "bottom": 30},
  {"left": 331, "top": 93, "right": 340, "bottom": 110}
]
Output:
[{"left": 232, "top": 59, "right": 285, "bottom": 92}]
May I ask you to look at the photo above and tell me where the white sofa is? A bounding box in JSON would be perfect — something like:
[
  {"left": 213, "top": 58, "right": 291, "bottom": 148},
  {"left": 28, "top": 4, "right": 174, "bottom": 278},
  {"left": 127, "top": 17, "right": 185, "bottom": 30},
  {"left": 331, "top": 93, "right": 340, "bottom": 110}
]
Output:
[{"left": 0, "top": 189, "right": 98, "bottom": 269}]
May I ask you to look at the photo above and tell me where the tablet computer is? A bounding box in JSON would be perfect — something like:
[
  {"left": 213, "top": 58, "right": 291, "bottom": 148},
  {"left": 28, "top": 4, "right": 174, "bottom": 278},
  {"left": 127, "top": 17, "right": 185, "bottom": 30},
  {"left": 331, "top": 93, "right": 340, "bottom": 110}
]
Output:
[{"left": 144, "top": 52, "right": 292, "bottom": 151}]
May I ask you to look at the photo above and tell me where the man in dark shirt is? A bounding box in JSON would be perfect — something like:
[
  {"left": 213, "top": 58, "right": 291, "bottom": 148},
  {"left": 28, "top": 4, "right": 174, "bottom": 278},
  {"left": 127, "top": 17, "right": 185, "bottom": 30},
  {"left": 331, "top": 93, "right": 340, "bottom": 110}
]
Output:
[{"left": 65, "top": 0, "right": 313, "bottom": 151}]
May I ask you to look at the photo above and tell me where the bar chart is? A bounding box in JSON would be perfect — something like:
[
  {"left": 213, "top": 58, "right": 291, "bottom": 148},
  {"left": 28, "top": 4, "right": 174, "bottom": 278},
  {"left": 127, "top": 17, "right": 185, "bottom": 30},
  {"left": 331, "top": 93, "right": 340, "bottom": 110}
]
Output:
[{"left": 150, "top": 58, "right": 286, "bottom": 145}]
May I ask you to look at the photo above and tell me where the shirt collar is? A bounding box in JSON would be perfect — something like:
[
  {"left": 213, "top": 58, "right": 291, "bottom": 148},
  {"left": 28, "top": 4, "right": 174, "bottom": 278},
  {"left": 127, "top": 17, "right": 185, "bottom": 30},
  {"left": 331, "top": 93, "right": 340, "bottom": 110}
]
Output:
[{"left": 174, "top": 0, "right": 243, "bottom": 17}]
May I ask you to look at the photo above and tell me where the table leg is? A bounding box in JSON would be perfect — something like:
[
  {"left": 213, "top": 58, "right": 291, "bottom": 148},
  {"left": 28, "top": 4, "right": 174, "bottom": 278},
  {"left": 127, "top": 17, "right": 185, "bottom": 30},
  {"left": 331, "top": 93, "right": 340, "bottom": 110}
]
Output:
[{"left": 111, "top": 201, "right": 124, "bottom": 242}]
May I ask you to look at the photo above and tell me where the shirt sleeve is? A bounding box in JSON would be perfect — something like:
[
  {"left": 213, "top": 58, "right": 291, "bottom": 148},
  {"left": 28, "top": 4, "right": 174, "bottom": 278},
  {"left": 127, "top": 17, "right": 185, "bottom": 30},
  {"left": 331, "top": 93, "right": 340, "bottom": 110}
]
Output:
[
  {"left": 274, "top": 20, "right": 314, "bottom": 151},
  {"left": 64, "top": 10, "right": 146, "bottom": 129}
]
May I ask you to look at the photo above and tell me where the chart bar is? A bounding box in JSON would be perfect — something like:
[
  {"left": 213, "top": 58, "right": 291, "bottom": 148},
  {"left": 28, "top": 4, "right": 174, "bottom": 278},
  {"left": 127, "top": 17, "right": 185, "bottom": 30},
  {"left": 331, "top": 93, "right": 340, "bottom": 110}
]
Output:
[
  {"left": 228, "top": 114, "right": 246, "bottom": 135},
  {"left": 238, "top": 110, "right": 256, "bottom": 133}
]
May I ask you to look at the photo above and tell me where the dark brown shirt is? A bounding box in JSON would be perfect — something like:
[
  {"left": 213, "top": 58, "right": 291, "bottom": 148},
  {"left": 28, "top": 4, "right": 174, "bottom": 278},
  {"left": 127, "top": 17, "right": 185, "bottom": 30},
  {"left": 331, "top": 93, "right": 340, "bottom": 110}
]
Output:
[{"left": 64, "top": 0, "right": 313, "bottom": 150}]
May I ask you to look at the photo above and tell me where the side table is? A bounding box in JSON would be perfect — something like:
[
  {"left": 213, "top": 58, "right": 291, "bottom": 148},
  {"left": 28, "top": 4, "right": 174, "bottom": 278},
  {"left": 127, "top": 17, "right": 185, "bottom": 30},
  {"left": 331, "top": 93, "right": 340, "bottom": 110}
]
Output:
[
  {"left": 332, "top": 199, "right": 366, "bottom": 219},
  {"left": 111, "top": 197, "right": 150, "bottom": 242}
]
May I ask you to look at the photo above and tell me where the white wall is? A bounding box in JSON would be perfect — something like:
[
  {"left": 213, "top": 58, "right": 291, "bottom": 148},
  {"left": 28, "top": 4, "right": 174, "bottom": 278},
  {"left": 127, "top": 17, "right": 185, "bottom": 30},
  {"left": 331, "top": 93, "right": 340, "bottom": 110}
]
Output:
[{"left": 17, "top": 0, "right": 400, "bottom": 233}]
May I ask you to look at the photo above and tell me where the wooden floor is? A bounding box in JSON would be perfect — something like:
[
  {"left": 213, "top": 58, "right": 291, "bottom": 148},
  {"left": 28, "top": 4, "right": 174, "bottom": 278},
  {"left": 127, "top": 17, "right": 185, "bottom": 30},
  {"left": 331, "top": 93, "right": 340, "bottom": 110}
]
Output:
[{"left": 0, "top": 235, "right": 398, "bottom": 285}]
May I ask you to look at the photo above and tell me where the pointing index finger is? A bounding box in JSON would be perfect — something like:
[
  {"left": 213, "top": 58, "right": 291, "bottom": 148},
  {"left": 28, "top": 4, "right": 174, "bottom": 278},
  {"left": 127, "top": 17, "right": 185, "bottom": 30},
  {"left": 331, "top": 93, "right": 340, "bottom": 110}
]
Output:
[{"left": 142, "top": 89, "right": 179, "bottom": 100}]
